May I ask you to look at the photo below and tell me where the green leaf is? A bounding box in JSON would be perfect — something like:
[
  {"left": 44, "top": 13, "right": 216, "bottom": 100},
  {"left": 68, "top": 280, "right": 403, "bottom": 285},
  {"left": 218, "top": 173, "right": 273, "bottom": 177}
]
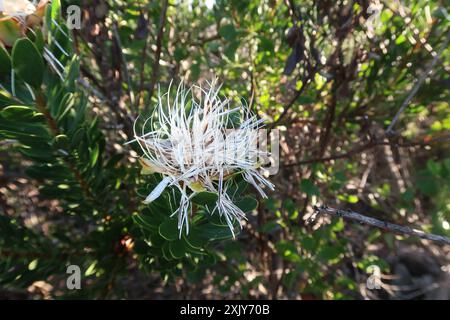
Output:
[
  {"left": 53, "top": 134, "right": 69, "bottom": 149},
  {"left": 317, "top": 245, "right": 343, "bottom": 263},
  {"left": 12, "top": 38, "right": 44, "bottom": 88},
  {"left": 20, "top": 144, "right": 53, "bottom": 161},
  {"left": 258, "top": 220, "right": 279, "bottom": 233},
  {"left": 133, "top": 210, "right": 165, "bottom": 232},
  {"left": 56, "top": 93, "right": 75, "bottom": 120},
  {"left": 275, "top": 240, "right": 300, "bottom": 262},
  {"left": 300, "top": 179, "right": 320, "bottom": 196},
  {"left": 195, "top": 223, "right": 235, "bottom": 241},
  {"left": 174, "top": 47, "right": 188, "bottom": 62},
  {"left": 258, "top": 36, "right": 274, "bottom": 53},
  {"left": 169, "top": 240, "right": 186, "bottom": 259},
  {"left": 192, "top": 191, "right": 218, "bottom": 207},
  {"left": 89, "top": 144, "right": 100, "bottom": 167},
  {"left": 158, "top": 218, "right": 179, "bottom": 241},
  {"left": 416, "top": 171, "right": 439, "bottom": 196},
  {"left": 300, "top": 236, "right": 316, "bottom": 252},
  {"left": 183, "top": 232, "right": 205, "bottom": 250},
  {"left": 26, "top": 164, "right": 70, "bottom": 181},
  {"left": 235, "top": 196, "right": 258, "bottom": 213},
  {"left": 162, "top": 242, "right": 173, "bottom": 260},
  {"left": 0, "top": 105, "right": 44, "bottom": 123},
  {"left": 149, "top": 232, "right": 166, "bottom": 248},
  {"left": 224, "top": 41, "right": 240, "bottom": 59},
  {"left": 0, "top": 89, "right": 17, "bottom": 108},
  {"left": 219, "top": 24, "right": 237, "bottom": 41},
  {"left": 1, "top": 105, "right": 34, "bottom": 121},
  {"left": 33, "top": 29, "right": 45, "bottom": 54},
  {"left": 51, "top": 0, "right": 62, "bottom": 21},
  {"left": 65, "top": 56, "right": 80, "bottom": 89},
  {"left": 0, "top": 43, "right": 11, "bottom": 75}
]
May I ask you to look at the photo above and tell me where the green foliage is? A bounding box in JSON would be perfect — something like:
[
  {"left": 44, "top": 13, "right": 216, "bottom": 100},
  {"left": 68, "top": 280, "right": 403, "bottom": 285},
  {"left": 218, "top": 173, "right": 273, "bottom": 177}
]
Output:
[{"left": 12, "top": 38, "right": 44, "bottom": 88}]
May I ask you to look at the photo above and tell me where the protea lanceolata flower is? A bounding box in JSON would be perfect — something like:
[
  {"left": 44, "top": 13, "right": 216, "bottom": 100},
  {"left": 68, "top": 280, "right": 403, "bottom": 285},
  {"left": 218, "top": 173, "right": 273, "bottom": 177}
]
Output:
[{"left": 130, "top": 80, "right": 274, "bottom": 237}]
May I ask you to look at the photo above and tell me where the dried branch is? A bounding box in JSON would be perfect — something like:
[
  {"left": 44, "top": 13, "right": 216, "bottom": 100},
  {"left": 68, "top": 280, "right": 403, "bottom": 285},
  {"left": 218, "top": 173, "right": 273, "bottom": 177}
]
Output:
[{"left": 313, "top": 205, "right": 450, "bottom": 245}]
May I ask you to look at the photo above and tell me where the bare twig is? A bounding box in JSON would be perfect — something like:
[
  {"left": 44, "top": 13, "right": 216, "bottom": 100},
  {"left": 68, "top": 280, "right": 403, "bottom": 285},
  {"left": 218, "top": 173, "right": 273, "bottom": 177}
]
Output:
[
  {"left": 386, "top": 34, "right": 448, "bottom": 133},
  {"left": 313, "top": 205, "right": 450, "bottom": 245},
  {"left": 112, "top": 22, "right": 135, "bottom": 107}
]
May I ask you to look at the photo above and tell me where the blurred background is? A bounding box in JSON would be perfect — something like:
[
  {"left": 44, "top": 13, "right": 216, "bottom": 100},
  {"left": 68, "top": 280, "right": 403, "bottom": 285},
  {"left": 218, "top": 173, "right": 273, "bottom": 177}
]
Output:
[{"left": 0, "top": 0, "right": 449, "bottom": 299}]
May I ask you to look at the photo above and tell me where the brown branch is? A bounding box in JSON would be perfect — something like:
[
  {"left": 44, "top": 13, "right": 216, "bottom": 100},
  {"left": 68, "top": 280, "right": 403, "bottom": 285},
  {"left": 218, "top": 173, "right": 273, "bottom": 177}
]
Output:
[
  {"left": 147, "top": 0, "right": 169, "bottom": 104},
  {"left": 283, "top": 134, "right": 450, "bottom": 167},
  {"left": 317, "top": 80, "right": 337, "bottom": 157},
  {"left": 191, "top": 33, "right": 221, "bottom": 46},
  {"left": 35, "top": 93, "right": 59, "bottom": 135},
  {"left": 112, "top": 22, "right": 135, "bottom": 107},
  {"left": 136, "top": 10, "right": 151, "bottom": 108},
  {"left": 313, "top": 205, "right": 450, "bottom": 245}
]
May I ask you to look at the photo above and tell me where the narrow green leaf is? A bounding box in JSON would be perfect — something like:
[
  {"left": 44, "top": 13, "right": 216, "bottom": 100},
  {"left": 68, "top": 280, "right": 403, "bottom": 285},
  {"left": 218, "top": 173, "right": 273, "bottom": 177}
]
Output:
[
  {"left": 183, "top": 232, "right": 205, "bottom": 250},
  {"left": 235, "top": 196, "right": 258, "bottom": 213},
  {"left": 159, "top": 218, "right": 179, "bottom": 241},
  {"left": 53, "top": 134, "right": 69, "bottom": 149},
  {"left": 89, "top": 144, "right": 100, "bottom": 167},
  {"left": 51, "top": 0, "right": 62, "bottom": 21},
  {"left": 12, "top": 38, "right": 44, "bottom": 88},
  {"left": 1, "top": 105, "right": 44, "bottom": 123},
  {"left": 192, "top": 191, "right": 218, "bottom": 207},
  {"left": 169, "top": 240, "right": 186, "bottom": 259},
  {"left": 0, "top": 43, "right": 11, "bottom": 75},
  {"left": 300, "top": 179, "right": 320, "bottom": 196},
  {"left": 162, "top": 242, "right": 173, "bottom": 261},
  {"left": 195, "top": 223, "right": 236, "bottom": 241},
  {"left": 219, "top": 24, "right": 237, "bottom": 41}
]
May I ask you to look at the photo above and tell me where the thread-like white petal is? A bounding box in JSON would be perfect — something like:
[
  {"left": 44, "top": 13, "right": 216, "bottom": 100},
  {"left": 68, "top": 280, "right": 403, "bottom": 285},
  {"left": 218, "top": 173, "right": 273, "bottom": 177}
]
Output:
[{"left": 144, "top": 176, "right": 171, "bottom": 203}]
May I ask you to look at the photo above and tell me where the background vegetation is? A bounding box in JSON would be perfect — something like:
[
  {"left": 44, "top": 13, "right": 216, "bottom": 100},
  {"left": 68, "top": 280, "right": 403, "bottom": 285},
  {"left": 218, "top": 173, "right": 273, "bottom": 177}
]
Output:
[{"left": 0, "top": 0, "right": 449, "bottom": 299}]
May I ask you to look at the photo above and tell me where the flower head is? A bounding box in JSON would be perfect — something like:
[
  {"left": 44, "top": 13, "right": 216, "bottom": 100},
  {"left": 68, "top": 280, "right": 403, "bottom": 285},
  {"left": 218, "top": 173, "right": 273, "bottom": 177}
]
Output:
[{"left": 131, "top": 79, "right": 274, "bottom": 237}]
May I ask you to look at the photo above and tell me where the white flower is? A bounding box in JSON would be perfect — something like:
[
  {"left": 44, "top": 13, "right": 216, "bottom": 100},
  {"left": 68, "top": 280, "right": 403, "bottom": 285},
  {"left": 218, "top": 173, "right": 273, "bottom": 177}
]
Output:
[{"left": 129, "top": 79, "right": 274, "bottom": 237}]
